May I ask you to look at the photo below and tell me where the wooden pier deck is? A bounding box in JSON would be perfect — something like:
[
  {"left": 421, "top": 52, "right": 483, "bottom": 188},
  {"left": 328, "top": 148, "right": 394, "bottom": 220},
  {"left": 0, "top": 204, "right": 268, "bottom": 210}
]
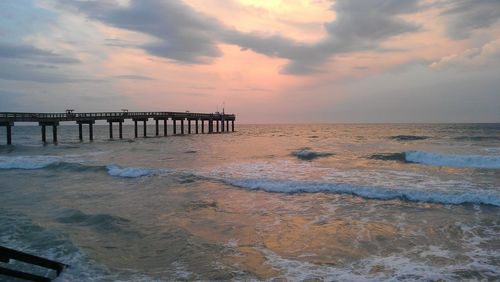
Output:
[{"left": 0, "top": 111, "right": 236, "bottom": 144}]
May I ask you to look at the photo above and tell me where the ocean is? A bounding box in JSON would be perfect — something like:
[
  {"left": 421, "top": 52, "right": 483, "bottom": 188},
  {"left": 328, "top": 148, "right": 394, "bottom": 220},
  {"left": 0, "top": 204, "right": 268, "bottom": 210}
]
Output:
[{"left": 0, "top": 123, "right": 499, "bottom": 281}]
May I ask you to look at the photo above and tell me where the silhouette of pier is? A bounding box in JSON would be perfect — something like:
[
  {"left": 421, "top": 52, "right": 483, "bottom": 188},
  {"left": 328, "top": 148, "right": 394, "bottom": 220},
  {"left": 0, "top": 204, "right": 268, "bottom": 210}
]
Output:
[{"left": 0, "top": 111, "right": 236, "bottom": 144}]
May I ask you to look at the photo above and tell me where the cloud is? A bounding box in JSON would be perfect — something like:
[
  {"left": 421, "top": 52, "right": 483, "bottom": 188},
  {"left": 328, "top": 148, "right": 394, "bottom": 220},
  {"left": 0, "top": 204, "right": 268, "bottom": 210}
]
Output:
[
  {"left": 60, "top": 0, "right": 223, "bottom": 64},
  {"left": 0, "top": 42, "right": 80, "bottom": 64},
  {"left": 440, "top": 0, "right": 500, "bottom": 39},
  {"left": 57, "top": 0, "right": 423, "bottom": 74},
  {"left": 430, "top": 38, "right": 500, "bottom": 69},
  {"left": 113, "top": 74, "right": 154, "bottom": 80}
]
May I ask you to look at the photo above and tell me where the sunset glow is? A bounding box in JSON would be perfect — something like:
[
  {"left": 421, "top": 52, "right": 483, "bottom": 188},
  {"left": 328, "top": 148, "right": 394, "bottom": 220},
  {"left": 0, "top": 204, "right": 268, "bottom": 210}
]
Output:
[{"left": 0, "top": 0, "right": 499, "bottom": 122}]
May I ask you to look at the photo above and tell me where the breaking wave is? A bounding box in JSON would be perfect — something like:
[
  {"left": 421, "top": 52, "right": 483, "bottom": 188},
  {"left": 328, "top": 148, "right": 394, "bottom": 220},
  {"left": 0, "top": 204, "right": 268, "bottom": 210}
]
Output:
[
  {"left": 106, "top": 164, "right": 166, "bottom": 178},
  {"left": 0, "top": 155, "right": 71, "bottom": 169},
  {"left": 222, "top": 178, "right": 500, "bottom": 206},
  {"left": 405, "top": 151, "right": 500, "bottom": 169},
  {"left": 0, "top": 155, "right": 170, "bottom": 178}
]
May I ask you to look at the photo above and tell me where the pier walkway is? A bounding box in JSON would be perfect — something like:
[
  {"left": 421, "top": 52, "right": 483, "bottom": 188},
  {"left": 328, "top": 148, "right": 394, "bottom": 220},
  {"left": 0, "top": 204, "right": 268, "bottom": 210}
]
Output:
[{"left": 0, "top": 111, "right": 236, "bottom": 144}]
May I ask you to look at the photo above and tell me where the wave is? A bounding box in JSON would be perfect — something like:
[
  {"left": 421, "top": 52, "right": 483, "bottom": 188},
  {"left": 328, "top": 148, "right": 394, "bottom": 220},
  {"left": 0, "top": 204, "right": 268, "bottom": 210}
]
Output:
[
  {"left": 222, "top": 178, "right": 500, "bottom": 206},
  {"left": 405, "top": 151, "right": 500, "bottom": 169},
  {"left": 389, "top": 135, "right": 429, "bottom": 141},
  {"left": 453, "top": 136, "right": 500, "bottom": 141},
  {"left": 368, "top": 153, "right": 406, "bottom": 162},
  {"left": 0, "top": 155, "right": 170, "bottom": 178},
  {"left": 106, "top": 164, "right": 167, "bottom": 178},
  {"left": 0, "top": 155, "right": 73, "bottom": 169},
  {"left": 55, "top": 209, "right": 134, "bottom": 233},
  {"left": 291, "top": 148, "right": 334, "bottom": 161}
]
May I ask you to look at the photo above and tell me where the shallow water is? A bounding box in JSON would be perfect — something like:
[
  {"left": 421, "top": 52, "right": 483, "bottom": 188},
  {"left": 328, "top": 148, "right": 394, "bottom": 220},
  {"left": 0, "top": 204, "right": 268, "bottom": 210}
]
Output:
[{"left": 0, "top": 123, "right": 499, "bottom": 281}]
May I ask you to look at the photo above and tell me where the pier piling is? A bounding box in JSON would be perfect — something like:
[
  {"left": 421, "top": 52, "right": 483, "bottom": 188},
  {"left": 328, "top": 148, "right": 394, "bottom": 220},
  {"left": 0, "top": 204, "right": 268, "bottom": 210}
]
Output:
[
  {"left": 173, "top": 120, "right": 177, "bottom": 134},
  {"left": 155, "top": 119, "right": 159, "bottom": 136},
  {"left": 41, "top": 125, "right": 46, "bottom": 143},
  {"left": 181, "top": 119, "right": 184, "bottom": 135},
  {"left": 119, "top": 121, "right": 123, "bottom": 139},
  {"left": 196, "top": 120, "right": 199, "bottom": 134},
  {"left": 78, "top": 123, "right": 83, "bottom": 141},
  {"left": 134, "top": 120, "right": 138, "bottom": 138}
]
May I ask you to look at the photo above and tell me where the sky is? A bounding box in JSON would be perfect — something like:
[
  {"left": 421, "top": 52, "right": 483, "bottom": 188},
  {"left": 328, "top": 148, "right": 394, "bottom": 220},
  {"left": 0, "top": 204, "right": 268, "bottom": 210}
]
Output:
[{"left": 0, "top": 0, "right": 499, "bottom": 123}]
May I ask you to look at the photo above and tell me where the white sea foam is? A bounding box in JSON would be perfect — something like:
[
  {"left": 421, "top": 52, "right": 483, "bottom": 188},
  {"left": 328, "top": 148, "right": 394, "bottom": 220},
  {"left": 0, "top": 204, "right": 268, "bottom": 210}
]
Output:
[
  {"left": 224, "top": 178, "right": 500, "bottom": 206},
  {"left": 260, "top": 246, "right": 499, "bottom": 281},
  {"left": 0, "top": 155, "right": 70, "bottom": 169},
  {"left": 106, "top": 164, "right": 166, "bottom": 178},
  {"left": 405, "top": 151, "right": 500, "bottom": 169}
]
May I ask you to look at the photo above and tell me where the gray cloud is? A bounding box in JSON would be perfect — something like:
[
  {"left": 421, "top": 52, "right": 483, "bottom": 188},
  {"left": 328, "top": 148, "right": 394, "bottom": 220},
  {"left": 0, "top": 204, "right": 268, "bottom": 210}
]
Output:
[
  {"left": 0, "top": 60, "right": 100, "bottom": 83},
  {"left": 59, "top": 0, "right": 422, "bottom": 74},
  {"left": 441, "top": 0, "right": 500, "bottom": 39},
  {"left": 63, "top": 0, "right": 222, "bottom": 64},
  {"left": 114, "top": 74, "right": 154, "bottom": 80},
  {"left": 0, "top": 42, "right": 80, "bottom": 64}
]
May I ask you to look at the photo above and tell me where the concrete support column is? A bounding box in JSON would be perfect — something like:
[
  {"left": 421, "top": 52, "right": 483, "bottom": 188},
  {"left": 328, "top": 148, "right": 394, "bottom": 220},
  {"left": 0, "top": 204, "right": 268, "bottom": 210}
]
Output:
[
  {"left": 216, "top": 120, "right": 219, "bottom": 133},
  {"left": 173, "top": 120, "right": 177, "bottom": 134},
  {"left": 119, "top": 121, "right": 123, "bottom": 139},
  {"left": 143, "top": 120, "right": 147, "bottom": 137},
  {"left": 201, "top": 120, "right": 205, "bottom": 134},
  {"left": 209, "top": 120, "right": 213, "bottom": 133},
  {"left": 134, "top": 120, "right": 138, "bottom": 138},
  {"left": 221, "top": 119, "right": 225, "bottom": 133},
  {"left": 195, "top": 120, "right": 199, "bottom": 134},
  {"left": 226, "top": 120, "right": 229, "bottom": 132},
  {"left": 232, "top": 120, "right": 234, "bottom": 132},
  {"left": 78, "top": 123, "right": 83, "bottom": 141},
  {"left": 89, "top": 123, "right": 94, "bottom": 141},
  {"left": 163, "top": 119, "right": 167, "bottom": 136},
  {"left": 181, "top": 119, "right": 184, "bottom": 135},
  {"left": 188, "top": 120, "right": 191, "bottom": 134},
  {"left": 41, "top": 125, "right": 46, "bottom": 143},
  {"left": 52, "top": 124, "right": 58, "bottom": 144},
  {"left": 109, "top": 122, "right": 113, "bottom": 139},
  {"left": 155, "top": 119, "right": 159, "bottom": 136},
  {"left": 6, "top": 124, "right": 12, "bottom": 145}
]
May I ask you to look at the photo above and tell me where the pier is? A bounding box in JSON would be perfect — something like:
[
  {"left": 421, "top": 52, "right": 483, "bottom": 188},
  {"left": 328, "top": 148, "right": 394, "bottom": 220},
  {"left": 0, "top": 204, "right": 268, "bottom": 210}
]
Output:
[{"left": 0, "top": 111, "right": 236, "bottom": 145}]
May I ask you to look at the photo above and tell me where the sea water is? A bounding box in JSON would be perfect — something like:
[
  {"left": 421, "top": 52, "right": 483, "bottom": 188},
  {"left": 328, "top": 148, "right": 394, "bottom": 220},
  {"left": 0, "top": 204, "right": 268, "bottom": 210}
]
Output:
[{"left": 0, "top": 123, "right": 499, "bottom": 281}]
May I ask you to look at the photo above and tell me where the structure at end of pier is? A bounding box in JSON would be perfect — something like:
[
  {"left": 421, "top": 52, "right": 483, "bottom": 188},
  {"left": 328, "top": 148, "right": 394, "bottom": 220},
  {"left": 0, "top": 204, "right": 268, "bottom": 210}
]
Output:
[{"left": 0, "top": 111, "right": 236, "bottom": 145}]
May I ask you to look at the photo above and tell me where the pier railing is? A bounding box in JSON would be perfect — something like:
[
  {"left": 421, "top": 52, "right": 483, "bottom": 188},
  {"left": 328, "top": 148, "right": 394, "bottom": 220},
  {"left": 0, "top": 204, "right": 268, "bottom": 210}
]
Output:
[
  {"left": 0, "top": 111, "right": 235, "bottom": 122},
  {"left": 0, "top": 111, "right": 236, "bottom": 145}
]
